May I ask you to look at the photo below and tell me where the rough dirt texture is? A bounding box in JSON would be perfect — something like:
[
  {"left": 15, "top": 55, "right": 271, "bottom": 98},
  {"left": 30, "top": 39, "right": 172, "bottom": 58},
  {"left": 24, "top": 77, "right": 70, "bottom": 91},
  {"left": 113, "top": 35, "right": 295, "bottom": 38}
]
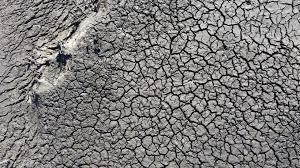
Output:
[{"left": 0, "top": 0, "right": 300, "bottom": 167}]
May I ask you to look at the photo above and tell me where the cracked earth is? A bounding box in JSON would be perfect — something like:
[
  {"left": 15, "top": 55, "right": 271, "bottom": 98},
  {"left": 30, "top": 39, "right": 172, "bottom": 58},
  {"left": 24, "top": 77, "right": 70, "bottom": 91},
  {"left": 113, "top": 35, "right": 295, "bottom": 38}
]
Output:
[{"left": 0, "top": 0, "right": 300, "bottom": 167}]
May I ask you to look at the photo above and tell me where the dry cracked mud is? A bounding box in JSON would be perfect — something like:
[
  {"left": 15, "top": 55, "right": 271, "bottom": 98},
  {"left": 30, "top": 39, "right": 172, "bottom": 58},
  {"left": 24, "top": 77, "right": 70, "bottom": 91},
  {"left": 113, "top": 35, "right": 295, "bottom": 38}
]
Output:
[{"left": 0, "top": 0, "right": 300, "bottom": 167}]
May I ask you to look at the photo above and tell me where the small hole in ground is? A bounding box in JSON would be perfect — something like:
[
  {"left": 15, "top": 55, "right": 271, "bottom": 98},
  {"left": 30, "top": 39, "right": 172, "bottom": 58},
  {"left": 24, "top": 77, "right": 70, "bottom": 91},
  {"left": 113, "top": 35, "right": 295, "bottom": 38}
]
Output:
[
  {"left": 56, "top": 52, "right": 71, "bottom": 67},
  {"left": 32, "top": 93, "right": 41, "bottom": 107}
]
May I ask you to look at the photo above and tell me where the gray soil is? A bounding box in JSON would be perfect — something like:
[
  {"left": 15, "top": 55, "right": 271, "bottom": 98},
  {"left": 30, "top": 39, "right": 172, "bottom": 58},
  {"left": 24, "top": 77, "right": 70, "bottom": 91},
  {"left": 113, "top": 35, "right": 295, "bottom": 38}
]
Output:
[{"left": 0, "top": 0, "right": 300, "bottom": 167}]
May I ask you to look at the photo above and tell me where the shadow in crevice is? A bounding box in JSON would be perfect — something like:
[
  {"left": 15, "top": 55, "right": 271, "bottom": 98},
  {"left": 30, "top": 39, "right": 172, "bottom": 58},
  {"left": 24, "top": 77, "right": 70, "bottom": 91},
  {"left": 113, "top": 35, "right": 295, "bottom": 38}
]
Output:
[
  {"left": 31, "top": 92, "right": 41, "bottom": 109},
  {"left": 56, "top": 52, "right": 71, "bottom": 67}
]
